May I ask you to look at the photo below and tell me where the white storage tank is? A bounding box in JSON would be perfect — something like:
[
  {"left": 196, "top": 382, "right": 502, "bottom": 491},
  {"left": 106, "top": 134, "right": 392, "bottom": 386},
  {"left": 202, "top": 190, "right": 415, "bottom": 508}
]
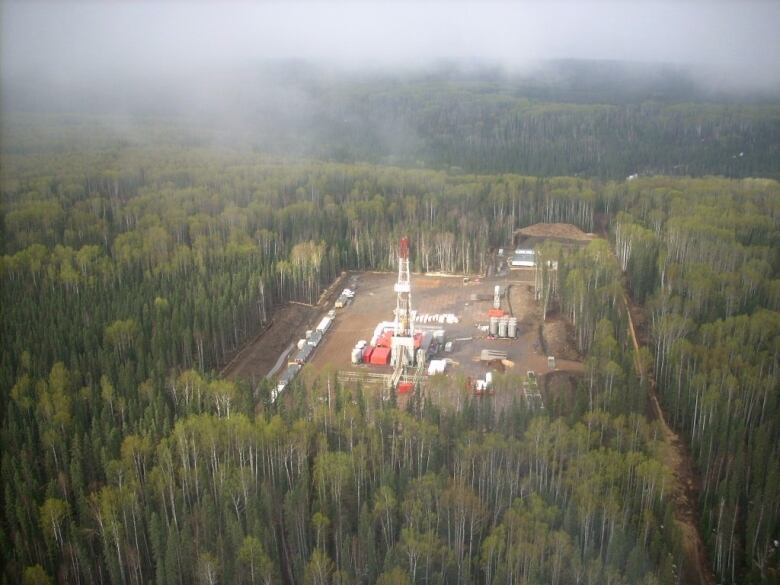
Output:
[
  {"left": 351, "top": 348, "right": 363, "bottom": 364},
  {"left": 508, "top": 317, "right": 517, "bottom": 338},
  {"left": 498, "top": 318, "right": 508, "bottom": 338},
  {"left": 489, "top": 317, "right": 499, "bottom": 336}
]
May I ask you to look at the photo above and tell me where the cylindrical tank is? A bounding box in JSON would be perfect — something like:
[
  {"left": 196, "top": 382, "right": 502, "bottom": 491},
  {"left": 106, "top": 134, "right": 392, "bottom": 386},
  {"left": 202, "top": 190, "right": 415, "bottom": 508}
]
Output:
[
  {"left": 489, "top": 317, "right": 499, "bottom": 336},
  {"left": 508, "top": 317, "right": 517, "bottom": 338},
  {"left": 351, "top": 348, "right": 363, "bottom": 364},
  {"left": 498, "top": 318, "right": 508, "bottom": 338}
]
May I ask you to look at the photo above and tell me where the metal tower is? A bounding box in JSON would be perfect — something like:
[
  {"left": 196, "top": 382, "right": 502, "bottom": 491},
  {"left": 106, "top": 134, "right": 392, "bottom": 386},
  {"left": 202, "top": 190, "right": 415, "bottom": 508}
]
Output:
[
  {"left": 394, "top": 236, "right": 413, "bottom": 336},
  {"left": 392, "top": 237, "right": 416, "bottom": 366}
]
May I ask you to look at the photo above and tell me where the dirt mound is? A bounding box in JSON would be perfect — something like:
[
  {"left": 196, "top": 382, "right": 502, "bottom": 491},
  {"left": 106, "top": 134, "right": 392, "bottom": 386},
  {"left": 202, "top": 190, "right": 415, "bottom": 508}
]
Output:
[
  {"left": 541, "top": 317, "right": 581, "bottom": 361},
  {"left": 515, "top": 223, "right": 595, "bottom": 241}
]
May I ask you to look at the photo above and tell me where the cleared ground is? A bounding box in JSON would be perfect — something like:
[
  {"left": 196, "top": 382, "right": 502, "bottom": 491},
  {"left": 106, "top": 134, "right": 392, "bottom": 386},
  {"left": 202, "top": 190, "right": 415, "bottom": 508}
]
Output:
[
  {"left": 224, "top": 267, "right": 584, "bottom": 410},
  {"left": 308, "top": 270, "right": 583, "bottom": 385}
]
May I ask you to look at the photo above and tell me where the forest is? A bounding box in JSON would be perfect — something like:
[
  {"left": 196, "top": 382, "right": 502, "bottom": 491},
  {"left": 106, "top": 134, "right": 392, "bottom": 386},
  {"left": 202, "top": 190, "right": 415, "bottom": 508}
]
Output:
[
  {"left": 1, "top": 113, "right": 778, "bottom": 585},
  {"left": 5, "top": 61, "right": 780, "bottom": 180}
]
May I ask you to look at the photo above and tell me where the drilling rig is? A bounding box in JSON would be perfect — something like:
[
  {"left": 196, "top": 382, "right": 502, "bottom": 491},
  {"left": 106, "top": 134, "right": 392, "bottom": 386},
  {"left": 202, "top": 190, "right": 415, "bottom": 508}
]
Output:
[{"left": 391, "top": 236, "right": 417, "bottom": 367}]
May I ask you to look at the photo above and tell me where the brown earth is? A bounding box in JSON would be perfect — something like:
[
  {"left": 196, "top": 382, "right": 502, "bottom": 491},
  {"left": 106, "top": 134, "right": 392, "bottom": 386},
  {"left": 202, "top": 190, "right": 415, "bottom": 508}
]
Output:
[
  {"left": 541, "top": 315, "right": 582, "bottom": 361},
  {"left": 623, "top": 292, "right": 715, "bottom": 585},
  {"left": 514, "top": 222, "right": 596, "bottom": 241},
  {"left": 220, "top": 272, "right": 349, "bottom": 384}
]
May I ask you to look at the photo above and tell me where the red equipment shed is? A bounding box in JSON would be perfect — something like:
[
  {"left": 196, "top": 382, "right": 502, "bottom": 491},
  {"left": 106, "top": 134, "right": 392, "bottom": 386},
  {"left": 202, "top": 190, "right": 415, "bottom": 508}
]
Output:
[
  {"left": 370, "top": 346, "right": 391, "bottom": 365},
  {"left": 397, "top": 382, "right": 413, "bottom": 394}
]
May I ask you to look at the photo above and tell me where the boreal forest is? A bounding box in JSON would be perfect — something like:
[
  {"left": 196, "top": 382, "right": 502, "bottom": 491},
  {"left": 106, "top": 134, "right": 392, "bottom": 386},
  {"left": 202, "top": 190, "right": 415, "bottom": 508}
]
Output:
[{"left": 1, "top": 28, "right": 779, "bottom": 585}]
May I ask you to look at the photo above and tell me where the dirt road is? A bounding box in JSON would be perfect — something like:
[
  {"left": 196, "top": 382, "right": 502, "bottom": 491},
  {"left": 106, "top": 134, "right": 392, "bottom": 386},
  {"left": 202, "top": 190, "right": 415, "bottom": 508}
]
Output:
[{"left": 623, "top": 292, "right": 715, "bottom": 585}]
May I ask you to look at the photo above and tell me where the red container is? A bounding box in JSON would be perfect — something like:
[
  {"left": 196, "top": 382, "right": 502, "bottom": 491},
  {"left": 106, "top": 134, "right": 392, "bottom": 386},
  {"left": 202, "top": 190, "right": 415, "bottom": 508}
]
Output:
[
  {"left": 397, "top": 382, "right": 413, "bottom": 394},
  {"left": 488, "top": 308, "right": 505, "bottom": 317},
  {"left": 370, "top": 346, "right": 391, "bottom": 365},
  {"left": 377, "top": 331, "right": 394, "bottom": 348},
  {"left": 362, "top": 346, "right": 374, "bottom": 363},
  {"left": 414, "top": 332, "right": 423, "bottom": 349}
]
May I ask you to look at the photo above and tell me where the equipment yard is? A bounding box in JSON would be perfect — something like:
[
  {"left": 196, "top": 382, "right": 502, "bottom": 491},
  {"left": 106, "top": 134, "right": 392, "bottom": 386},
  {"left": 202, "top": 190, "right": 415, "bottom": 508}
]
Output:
[
  {"left": 309, "top": 271, "right": 583, "bottom": 379},
  {"left": 226, "top": 254, "right": 585, "bottom": 408}
]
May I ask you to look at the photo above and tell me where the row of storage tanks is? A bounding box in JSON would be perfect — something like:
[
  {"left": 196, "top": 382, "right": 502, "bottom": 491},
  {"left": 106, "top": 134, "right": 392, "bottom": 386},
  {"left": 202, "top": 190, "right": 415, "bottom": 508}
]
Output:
[{"left": 489, "top": 316, "right": 518, "bottom": 338}]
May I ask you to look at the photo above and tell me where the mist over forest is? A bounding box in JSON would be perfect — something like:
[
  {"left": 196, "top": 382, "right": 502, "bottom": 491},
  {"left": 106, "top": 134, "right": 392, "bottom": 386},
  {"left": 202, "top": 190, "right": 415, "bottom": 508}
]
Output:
[{"left": 4, "top": 59, "right": 780, "bottom": 179}]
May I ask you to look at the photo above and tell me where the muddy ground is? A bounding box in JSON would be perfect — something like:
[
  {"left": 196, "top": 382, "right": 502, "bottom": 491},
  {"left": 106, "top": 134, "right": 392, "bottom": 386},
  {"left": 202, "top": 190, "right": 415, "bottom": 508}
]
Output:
[{"left": 220, "top": 273, "right": 349, "bottom": 385}]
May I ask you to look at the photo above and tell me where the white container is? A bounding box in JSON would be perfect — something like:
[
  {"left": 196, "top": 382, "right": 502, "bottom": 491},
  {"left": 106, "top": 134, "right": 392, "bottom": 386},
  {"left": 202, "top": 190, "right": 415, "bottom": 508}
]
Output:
[
  {"left": 305, "top": 330, "right": 313, "bottom": 339},
  {"left": 297, "top": 339, "right": 306, "bottom": 350},
  {"left": 427, "top": 359, "right": 447, "bottom": 376}
]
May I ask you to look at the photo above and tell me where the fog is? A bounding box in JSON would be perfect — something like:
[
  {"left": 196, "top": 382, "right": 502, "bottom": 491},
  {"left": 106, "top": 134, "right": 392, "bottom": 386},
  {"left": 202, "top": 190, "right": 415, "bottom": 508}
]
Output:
[
  {"left": 4, "top": 1, "right": 780, "bottom": 83},
  {"left": 0, "top": 0, "right": 780, "bottom": 123}
]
